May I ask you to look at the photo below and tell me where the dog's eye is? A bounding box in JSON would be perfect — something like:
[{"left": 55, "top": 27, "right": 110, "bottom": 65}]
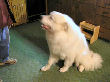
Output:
[{"left": 49, "top": 16, "right": 54, "bottom": 20}]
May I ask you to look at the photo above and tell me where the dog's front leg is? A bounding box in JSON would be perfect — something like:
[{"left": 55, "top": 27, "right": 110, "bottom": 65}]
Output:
[
  {"left": 41, "top": 55, "right": 59, "bottom": 71},
  {"left": 59, "top": 58, "right": 74, "bottom": 72}
]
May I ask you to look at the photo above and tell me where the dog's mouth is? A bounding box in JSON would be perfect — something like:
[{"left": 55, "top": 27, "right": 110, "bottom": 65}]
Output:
[{"left": 41, "top": 24, "right": 50, "bottom": 30}]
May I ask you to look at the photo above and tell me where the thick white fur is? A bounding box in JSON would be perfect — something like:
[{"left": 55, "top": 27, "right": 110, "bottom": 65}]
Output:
[{"left": 41, "top": 11, "right": 103, "bottom": 72}]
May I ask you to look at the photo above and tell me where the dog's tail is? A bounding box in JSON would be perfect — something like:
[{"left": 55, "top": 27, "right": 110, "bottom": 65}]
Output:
[{"left": 83, "top": 51, "right": 103, "bottom": 71}]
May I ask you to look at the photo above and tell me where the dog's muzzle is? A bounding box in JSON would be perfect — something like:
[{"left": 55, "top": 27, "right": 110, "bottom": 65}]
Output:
[{"left": 41, "top": 24, "right": 50, "bottom": 30}]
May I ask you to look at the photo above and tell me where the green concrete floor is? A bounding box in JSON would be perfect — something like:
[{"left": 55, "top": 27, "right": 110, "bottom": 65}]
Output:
[{"left": 0, "top": 21, "right": 110, "bottom": 82}]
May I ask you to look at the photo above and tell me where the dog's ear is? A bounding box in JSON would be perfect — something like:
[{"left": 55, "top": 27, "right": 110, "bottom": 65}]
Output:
[{"left": 62, "top": 22, "right": 68, "bottom": 31}]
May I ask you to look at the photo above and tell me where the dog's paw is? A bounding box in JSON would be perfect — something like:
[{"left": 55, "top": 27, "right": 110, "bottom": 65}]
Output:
[
  {"left": 78, "top": 65, "right": 84, "bottom": 72},
  {"left": 59, "top": 67, "right": 68, "bottom": 72},
  {"left": 41, "top": 65, "right": 50, "bottom": 71}
]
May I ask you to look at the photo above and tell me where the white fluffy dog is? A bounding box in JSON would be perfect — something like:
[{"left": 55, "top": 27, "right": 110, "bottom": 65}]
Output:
[{"left": 41, "top": 11, "right": 103, "bottom": 72}]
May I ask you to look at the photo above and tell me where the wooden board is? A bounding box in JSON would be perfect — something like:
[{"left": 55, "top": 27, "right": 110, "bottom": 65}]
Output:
[
  {"left": 96, "top": 7, "right": 110, "bottom": 17},
  {"left": 78, "top": 3, "right": 96, "bottom": 24},
  {"left": 99, "top": 27, "right": 110, "bottom": 40},
  {"left": 95, "top": 15, "right": 110, "bottom": 30},
  {"left": 78, "top": 0, "right": 97, "bottom": 5},
  {"left": 96, "top": 0, "right": 110, "bottom": 8}
]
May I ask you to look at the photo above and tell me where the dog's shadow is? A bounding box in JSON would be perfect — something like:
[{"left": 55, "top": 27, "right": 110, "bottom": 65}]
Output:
[
  {"left": 56, "top": 60, "right": 75, "bottom": 68},
  {"left": 11, "top": 22, "right": 49, "bottom": 54},
  {"left": 56, "top": 60, "right": 64, "bottom": 68}
]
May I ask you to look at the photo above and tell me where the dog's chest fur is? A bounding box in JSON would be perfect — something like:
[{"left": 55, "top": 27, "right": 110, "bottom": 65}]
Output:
[{"left": 46, "top": 32, "right": 70, "bottom": 59}]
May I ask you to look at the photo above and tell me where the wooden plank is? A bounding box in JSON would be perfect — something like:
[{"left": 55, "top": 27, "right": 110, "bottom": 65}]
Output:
[
  {"left": 96, "top": 0, "right": 106, "bottom": 7},
  {"left": 47, "top": 0, "right": 76, "bottom": 21},
  {"left": 99, "top": 27, "right": 110, "bottom": 40},
  {"left": 82, "top": 31, "right": 92, "bottom": 39},
  {"left": 78, "top": 3, "right": 96, "bottom": 24},
  {"left": 94, "top": 15, "right": 110, "bottom": 30},
  {"left": 96, "top": 7, "right": 110, "bottom": 17},
  {"left": 96, "top": 0, "right": 110, "bottom": 8},
  {"left": 78, "top": 0, "right": 97, "bottom": 5}
]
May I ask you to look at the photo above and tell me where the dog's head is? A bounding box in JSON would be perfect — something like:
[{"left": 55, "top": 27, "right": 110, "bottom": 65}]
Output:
[{"left": 41, "top": 11, "right": 69, "bottom": 32}]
